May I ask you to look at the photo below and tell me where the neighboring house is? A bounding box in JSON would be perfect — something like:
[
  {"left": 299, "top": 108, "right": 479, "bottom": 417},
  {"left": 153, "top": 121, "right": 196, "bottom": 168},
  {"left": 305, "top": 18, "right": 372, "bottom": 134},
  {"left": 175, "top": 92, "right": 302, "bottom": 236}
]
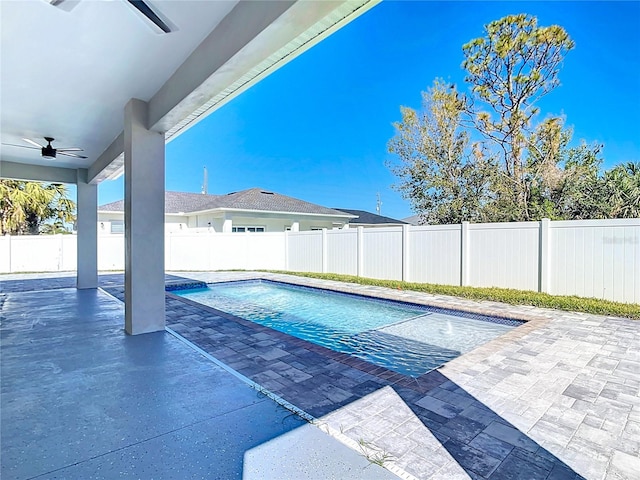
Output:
[
  {"left": 98, "top": 188, "right": 356, "bottom": 234},
  {"left": 402, "top": 214, "right": 422, "bottom": 226},
  {"left": 335, "top": 209, "right": 409, "bottom": 228}
]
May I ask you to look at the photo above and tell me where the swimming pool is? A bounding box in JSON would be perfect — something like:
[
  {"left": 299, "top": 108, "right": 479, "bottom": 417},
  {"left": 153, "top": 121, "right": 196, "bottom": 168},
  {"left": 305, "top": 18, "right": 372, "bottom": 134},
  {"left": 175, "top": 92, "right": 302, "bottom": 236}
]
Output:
[{"left": 177, "top": 280, "right": 522, "bottom": 377}]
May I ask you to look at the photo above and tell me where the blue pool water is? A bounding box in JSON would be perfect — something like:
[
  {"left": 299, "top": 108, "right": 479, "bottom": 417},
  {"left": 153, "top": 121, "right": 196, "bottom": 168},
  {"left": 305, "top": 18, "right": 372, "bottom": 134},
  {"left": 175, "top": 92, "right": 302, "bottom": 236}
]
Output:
[{"left": 177, "top": 280, "right": 522, "bottom": 377}]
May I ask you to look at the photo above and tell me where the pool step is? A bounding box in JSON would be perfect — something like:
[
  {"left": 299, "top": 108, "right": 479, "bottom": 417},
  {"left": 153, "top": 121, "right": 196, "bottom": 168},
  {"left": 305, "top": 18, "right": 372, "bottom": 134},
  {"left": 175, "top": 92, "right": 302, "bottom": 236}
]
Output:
[{"left": 373, "top": 312, "right": 434, "bottom": 332}]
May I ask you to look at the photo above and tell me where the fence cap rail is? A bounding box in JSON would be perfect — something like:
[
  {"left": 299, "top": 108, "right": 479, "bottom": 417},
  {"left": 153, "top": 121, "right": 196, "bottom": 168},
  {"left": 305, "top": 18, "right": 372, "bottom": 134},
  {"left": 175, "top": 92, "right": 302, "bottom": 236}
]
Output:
[{"left": 550, "top": 218, "right": 640, "bottom": 228}]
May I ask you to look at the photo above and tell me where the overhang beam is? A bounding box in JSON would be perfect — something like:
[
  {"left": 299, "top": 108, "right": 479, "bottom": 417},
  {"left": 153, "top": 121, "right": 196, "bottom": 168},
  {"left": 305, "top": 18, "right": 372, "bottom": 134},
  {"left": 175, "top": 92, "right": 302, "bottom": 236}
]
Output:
[
  {"left": 0, "top": 160, "right": 78, "bottom": 184},
  {"left": 88, "top": 133, "right": 124, "bottom": 184}
]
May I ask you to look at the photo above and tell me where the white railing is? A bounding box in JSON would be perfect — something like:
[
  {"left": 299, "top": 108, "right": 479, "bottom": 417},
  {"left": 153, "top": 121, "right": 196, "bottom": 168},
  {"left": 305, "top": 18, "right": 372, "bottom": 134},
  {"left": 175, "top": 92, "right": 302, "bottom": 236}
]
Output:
[{"left": 1, "top": 218, "right": 638, "bottom": 303}]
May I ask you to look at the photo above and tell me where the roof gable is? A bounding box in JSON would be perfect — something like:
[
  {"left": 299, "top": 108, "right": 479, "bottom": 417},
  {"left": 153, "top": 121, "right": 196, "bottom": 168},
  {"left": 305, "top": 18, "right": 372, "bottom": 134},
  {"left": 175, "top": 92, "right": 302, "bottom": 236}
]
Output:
[
  {"left": 99, "top": 188, "right": 353, "bottom": 217},
  {"left": 214, "top": 188, "right": 350, "bottom": 216},
  {"left": 334, "top": 208, "right": 408, "bottom": 225},
  {"left": 98, "top": 191, "right": 216, "bottom": 214}
]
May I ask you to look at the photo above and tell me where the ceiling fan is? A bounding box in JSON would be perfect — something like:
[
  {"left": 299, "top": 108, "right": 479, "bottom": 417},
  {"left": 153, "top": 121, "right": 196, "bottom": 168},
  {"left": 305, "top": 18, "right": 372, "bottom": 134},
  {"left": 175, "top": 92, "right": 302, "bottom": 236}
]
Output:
[
  {"left": 2, "top": 137, "right": 87, "bottom": 160},
  {"left": 49, "top": 0, "right": 173, "bottom": 34}
]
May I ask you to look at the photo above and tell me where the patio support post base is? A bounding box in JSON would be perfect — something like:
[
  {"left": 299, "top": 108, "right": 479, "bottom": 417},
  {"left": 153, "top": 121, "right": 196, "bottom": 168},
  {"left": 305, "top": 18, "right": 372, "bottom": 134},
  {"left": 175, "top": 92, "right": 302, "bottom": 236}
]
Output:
[{"left": 76, "top": 168, "right": 98, "bottom": 289}]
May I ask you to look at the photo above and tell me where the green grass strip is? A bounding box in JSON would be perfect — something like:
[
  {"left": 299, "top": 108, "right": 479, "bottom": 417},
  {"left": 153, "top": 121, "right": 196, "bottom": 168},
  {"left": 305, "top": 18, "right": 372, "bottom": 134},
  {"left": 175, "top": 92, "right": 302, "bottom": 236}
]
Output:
[{"left": 261, "top": 271, "right": 640, "bottom": 320}]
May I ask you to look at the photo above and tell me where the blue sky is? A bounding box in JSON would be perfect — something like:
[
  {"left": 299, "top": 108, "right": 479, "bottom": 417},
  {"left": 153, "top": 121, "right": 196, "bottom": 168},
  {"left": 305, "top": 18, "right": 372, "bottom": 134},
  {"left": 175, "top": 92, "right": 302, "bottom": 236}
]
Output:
[{"left": 98, "top": 1, "right": 640, "bottom": 220}]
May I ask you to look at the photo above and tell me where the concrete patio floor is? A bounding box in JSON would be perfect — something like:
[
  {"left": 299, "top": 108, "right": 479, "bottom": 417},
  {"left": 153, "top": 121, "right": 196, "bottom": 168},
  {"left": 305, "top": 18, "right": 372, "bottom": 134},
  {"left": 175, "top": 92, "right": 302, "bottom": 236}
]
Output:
[
  {"left": 2, "top": 271, "right": 639, "bottom": 480},
  {"left": 0, "top": 273, "right": 397, "bottom": 480}
]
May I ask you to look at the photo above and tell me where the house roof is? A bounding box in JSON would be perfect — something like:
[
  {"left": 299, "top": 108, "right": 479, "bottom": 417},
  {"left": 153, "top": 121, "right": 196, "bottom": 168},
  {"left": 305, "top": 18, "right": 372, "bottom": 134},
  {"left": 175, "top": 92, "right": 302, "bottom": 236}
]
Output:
[
  {"left": 402, "top": 214, "right": 422, "bottom": 226},
  {"left": 334, "top": 209, "right": 408, "bottom": 225},
  {"left": 99, "top": 188, "right": 354, "bottom": 218}
]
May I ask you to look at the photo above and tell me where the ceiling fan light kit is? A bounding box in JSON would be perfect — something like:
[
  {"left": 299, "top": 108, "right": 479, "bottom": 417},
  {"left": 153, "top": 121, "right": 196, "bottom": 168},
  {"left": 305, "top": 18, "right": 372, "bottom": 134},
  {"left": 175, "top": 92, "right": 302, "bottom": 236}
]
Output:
[
  {"left": 2, "top": 137, "right": 87, "bottom": 160},
  {"left": 41, "top": 137, "right": 57, "bottom": 160}
]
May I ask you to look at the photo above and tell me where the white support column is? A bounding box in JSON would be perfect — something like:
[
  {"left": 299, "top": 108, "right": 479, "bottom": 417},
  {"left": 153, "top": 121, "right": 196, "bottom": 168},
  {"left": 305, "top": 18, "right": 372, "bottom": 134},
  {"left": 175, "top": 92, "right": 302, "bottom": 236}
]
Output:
[
  {"left": 291, "top": 221, "right": 300, "bottom": 232},
  {"left": 538, "top": 218, "right": 551, "bottom": 293},
  {"left": 284, "top": 230, "right": 289, "bottom": 271},
  {"left": 222, "top": 216, "right": 232, "bottom": 233},
  {"left": 460, "top": 221, "right": 470, "bottom": 286},
  {"left": 76, "top": 169, "right": 98, "bottom": 289},
  {"left": 124, "top": 98, "right": 165, "bottom": 335}
]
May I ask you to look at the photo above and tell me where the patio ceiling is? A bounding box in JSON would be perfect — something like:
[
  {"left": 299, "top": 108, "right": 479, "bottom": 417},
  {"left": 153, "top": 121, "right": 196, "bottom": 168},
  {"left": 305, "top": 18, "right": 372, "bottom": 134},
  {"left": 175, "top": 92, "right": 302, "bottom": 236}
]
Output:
[{"left": 0, "top": 0, "right": 379, "bottom": 184}]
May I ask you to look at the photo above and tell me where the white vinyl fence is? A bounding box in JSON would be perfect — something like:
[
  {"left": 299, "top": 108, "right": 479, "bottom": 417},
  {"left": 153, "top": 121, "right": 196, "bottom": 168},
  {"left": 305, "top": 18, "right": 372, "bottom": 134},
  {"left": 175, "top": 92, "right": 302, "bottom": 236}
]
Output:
[{"left": 1, "top": 218, "right": 638, "bottom": 303}]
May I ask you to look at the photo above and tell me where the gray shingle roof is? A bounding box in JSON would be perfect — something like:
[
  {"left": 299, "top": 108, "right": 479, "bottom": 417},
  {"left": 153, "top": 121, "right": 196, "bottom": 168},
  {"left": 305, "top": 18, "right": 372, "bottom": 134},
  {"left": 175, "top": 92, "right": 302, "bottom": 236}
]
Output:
[
  {"left": 98, "top": 191, "right": 214, "bottom": 214},
  {"left": 98, "top": 200, "right": 124, "bottom": 212},
  {"left": 402, "top": 214, "right": 422, "bottom": 226},
  {"left": 334, "top": 209, "right": 408, "bottom": 225},
  {"left": 99, "top": 188, "right": 353, "bottom": 217}
]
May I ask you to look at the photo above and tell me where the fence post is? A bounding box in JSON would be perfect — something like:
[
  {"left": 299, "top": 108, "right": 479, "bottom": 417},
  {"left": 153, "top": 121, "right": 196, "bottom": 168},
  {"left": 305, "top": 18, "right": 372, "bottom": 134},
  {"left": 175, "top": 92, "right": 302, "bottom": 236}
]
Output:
[
  {"left": 538, "top": 218, "right": 550, "bottom": 293},
  {"left": 165, "top": 232, "right": 170, "bottom": 271},
  {"left": 58, "top": 234, "right": 64, "bottom": 271},
  {"left": 402, "top": 224, "right": 410, "bottom": 282},
  {"left": 357, "top": 226, "right": 364, "bottom": 277},
  {"left": 284, "top": 230, "right": 289, "bottom": 271},
  {"left": 460, "top": 221, "right": 470, "bottom": 286},
  {"left": 322, "top": 229, "right": 328, "bottom": 273}
]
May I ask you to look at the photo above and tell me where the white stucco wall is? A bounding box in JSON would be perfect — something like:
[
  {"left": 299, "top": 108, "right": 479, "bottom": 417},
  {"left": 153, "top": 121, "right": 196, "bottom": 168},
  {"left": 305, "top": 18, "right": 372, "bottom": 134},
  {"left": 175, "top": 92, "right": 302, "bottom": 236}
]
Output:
[{"left": 98, "top": 211, "right": 348, "bottom": 233}]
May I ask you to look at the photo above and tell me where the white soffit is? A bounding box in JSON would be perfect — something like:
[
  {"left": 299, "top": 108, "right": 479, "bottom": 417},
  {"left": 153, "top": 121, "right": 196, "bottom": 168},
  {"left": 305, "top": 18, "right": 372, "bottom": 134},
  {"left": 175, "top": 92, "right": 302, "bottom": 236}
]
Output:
[{"left": 0, "top": 0, "right": 238, "bottom": 172}]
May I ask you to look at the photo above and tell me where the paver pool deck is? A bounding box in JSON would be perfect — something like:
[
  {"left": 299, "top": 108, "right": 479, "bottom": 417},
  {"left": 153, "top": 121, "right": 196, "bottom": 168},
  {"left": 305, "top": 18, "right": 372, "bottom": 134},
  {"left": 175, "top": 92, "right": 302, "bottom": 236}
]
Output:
[{"left": 2, "top": 271, "right": 639, "bottom": 479}]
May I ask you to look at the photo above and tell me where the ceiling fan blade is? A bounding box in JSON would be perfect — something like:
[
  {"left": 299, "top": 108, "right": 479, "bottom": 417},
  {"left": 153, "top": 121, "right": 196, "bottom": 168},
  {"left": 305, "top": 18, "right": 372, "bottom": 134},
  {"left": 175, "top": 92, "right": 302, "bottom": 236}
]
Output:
[
  {"left": 127, "top": 1, "right": 172, "bottom": 34},
  {"left": 2, "top": 143, "right": 40, "bottom": 150},
  {"left": 58, "top": 151, "right": 88, "bottom": 159},
  {"left": 57, "top": 147, "right": 84, "bottom": 152},
  {"left": 22, "top": 138, "right": 44, "bottom": 148}
]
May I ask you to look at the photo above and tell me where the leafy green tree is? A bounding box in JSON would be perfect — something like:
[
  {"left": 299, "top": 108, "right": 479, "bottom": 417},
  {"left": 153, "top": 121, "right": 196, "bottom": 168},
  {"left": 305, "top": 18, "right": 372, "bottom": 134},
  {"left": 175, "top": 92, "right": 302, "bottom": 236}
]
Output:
[
  {"left": 0, "top": 180, "right": 76, "bottom": 235},
  {"left": 602, "top": 162, "right": 640, "bottom": 218},
  {"left": 388, "top": 14, "right": 625, "bottom": 224},
  {"left": 523, "top": 117, "right": 608, "bottom": 220},
  {"left": 462, "top": 13, "right": 575, "bottom": 220},
  {"left": 387, "top": 80, "right": 495, "bottom": 224}
]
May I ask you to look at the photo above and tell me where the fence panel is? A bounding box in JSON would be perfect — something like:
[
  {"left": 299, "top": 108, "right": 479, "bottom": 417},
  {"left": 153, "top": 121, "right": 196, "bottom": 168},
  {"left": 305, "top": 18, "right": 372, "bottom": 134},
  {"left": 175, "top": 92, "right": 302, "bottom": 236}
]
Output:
[
  {"left": 60, "top": 235, "right": 77, "bottom": 271},
  {"left": 8, "top": 235, "right": 64, "bottom": 272},
  {"left": 0, "top": 236, "right": 11, "bottom": 273},
  {"left": 210, "top": 235, "right": 244, "bottom": 270},
  {"left": 1, "top": 219, "right": 638, "bottom": 303},
  {"left": 244, "top": 233, "right": 285, "bottom": 270},
  {"left": 362, "top": 227, "right": 403, "bottom": 280},
  {"left": 468, "top": 222, "right": 539, "bottom": 291},
  {"left": 98, "top": 235, "right": 125, "bottom": 270},
  {"left": 326, "top": 229, "right": 357, "bottom": 275},
  {"left": 287, "top": 231, "right": 322, "bottom": 272},
  {"left": 166, "top": 235, "right": 212, "bottom": 270},
  {"left": 408, "top": 225, "right": 461, "bottom": 285},
  {"left": 206, "top": 233, "right": 285, "bottom": 271},
  {"left": 549, "top": 219, "right": 640, "bottom": 303}
]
